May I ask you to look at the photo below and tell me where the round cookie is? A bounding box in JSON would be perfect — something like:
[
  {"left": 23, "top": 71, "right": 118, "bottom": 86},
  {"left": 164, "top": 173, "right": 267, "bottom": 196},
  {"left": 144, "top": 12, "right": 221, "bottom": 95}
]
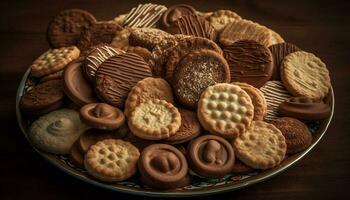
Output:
[
  {"left": 187, "top": 135, "right": 235, "bottom": 178},
  {"left": 231, "top": 158, "right": 254, "bottom": 174},
  {"left": 197, "top": 83, "right": 254, "bottom": 139},
  {"left": 123, "top": 3, "right": 167, "bottom": 28},
  {"left": 110, "top": 28, "right": 132, "bottom": 49},
  {"left": 84, "top": 139, "right": 140, "bottom": 182},
  {"left": 138, "top": 144, "right": 189, "bottom": 189},
  {"left": 128, "top": 99, "right": 181, "bottom": 140},
  {"left": 69, "top": 141, "right": 85, "bottom": 168},
  {"left": 281, "top": 51, "right": 331, "bottom": 99},
  {"left": 39, "top": 70, "right": 63, "bottom": 83},
  {"left": 268, "top": 43, "right": 300, "bottom": 80},
  {"left": 20, "top": 79, "right": 64, "bottom": 116},
  {"left": 63, "top": 60, "right": 98, "bottom": 107},
  {"left": 83, "top": 45, "right": 125, "bottom": 82},
  {"left": 123, "top": 46, "right": 153, "bottom": 69},
  {"left": 95, "top": 53, "right": 152, "bottom": 108},
  {"left": 77, "top": 22, "right": 123, "bottom": 52},
  {"left": 279, "top": 96, "right": 331, "bottom": 121},
  {"left": 219, "top": 19, "right": 274, "bottom": 47},
  {"left": 30, "top": 46, "right": 80, "bottom": 78},
  {"left": 165, "top": 37, "right": 222, "bottom": 82},
  {"left": 260, "top": 81, "right": 292, "bottom": 121},
  {"left": 223, "top": 40, "right": 273, "bottom": 88},
  {"left": 271, "top": 117, "right": 312, "bottom": 154},
  {"left": 28, "top": 109, "right": 87, "bottom": 154},
  {"left": 80, "top": 103, "right": 125, "bottom": 130},
  {"left": 172, "top": 49, "right": 230, "bottom": 109},
  {"left": 164, "top": 108, "right": 202, "bottom": 144},
  {"left": 232, "top": 82, "right": 267, "bottom": 120},
  {"left": 233, "top": 121, "right": 287, "bottom": 169},
  {"left": 128, "top": 28, "right": 175, "bottom": 50},
  {"left": 77, "top": 129, "right": 120, "bottom": 154},
  {"left": 47, "top": 9, "right": 96, "bottom": 48},
  {"left": 207, "top": 10, "right": 242, "bottom": 32},
  {"left": 160, "top": 4, "right": 196, "bottom": 29},
  {"left": 166, "top": 15, "right": 217, "bottom": 41},
  {"left": 124, "top": 77, "right": 174, "bottom": 118}
]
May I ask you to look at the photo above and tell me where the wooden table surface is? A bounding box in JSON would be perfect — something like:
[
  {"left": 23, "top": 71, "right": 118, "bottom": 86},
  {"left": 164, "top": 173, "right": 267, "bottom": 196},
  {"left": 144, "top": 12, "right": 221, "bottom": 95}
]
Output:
[{"left": 1, "top": 0, "right": 349, "bottom": 199}]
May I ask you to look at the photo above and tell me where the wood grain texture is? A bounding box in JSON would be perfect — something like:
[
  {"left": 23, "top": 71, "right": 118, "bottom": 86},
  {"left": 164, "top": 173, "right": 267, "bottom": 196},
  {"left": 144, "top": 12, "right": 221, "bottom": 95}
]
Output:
[{"left": 0, "top": 0, "right": 350, "bottom": 199}]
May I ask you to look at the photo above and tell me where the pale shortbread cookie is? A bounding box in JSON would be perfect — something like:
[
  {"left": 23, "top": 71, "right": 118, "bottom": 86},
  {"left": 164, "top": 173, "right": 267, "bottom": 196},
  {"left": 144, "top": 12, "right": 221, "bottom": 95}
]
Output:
[
  {"left": 197, "top": 83, "right": 254, "bottom": 139},
  {"left": 84, "top": 139, "right": 140, "bottom": 182},
  {"left": 110, "top": 28, "right": 133, "bottom": 49},
  {"left": 208, "top": 10, "right": 242, "bottom": 32},
  {"left": 128, "top": 99, "right": 181, "bottom": 140},
  {"left": 28, "top": 109, "right": 87, "bottom": 154},
  {"left": 232, "top": 82, "right": 267, "bottom": 121},
  {"left": 269, "top": 28, "right": 285, "bottom": 45},
  {"left": 233, "top": 121, "right": 287, "bottom": 170},
  {"left": 124, "top": 77, "right": 174, "bottom": 118},
  {"left": 219, "top": 19, "right": 274, "bottom": 47},
  {"left": 113, "top": 14, "right": 128, "bottom": 25},
  {"left": 281, "top": 51, "right": 331, "bottom": 99},
  {"left": 31, "top": 46, "right": 80, "bottom": 77}
]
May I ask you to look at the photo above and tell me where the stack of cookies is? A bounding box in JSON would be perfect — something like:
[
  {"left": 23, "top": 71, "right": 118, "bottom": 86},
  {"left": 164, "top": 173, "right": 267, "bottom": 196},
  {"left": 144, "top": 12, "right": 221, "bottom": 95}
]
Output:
[{"left": 19, "top": 3, "right": 332, "bottom": 189}]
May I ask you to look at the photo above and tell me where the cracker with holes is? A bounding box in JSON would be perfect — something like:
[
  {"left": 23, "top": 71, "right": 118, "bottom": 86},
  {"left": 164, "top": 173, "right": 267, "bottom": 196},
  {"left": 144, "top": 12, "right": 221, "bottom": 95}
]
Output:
[
  {"left": 84, "top": 139, "right": 140, "bottom": 182},
  {"left": 30, "top": 46, "right": 80, "bottom": 78},
  {"left": 281, "top": 51, "right": 331, "bottom": 99},
  {"left": 233, "top": 121, "right": 287, "bottom": 170},
  {"left": 197, "top": 83, "right": 254, "bottom": 139},
  {"left": 128, "top": 99, "right": 181, "bottom": 140}
]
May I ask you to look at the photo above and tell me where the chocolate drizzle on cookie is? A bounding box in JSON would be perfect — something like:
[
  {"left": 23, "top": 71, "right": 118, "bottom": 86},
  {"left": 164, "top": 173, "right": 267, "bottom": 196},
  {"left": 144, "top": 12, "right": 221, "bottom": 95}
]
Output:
[
  {"left": 223, "top": 40, "right": 273, "bottom": 88},
  {"left": 123, "top": 3, "right": 167, "bottom": 28}
]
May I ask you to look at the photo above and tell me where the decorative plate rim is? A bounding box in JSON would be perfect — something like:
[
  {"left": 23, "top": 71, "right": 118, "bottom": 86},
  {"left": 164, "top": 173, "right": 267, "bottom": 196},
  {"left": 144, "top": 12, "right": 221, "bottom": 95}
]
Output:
[{"left": 15, "top": 67, "right": 335, "bottom": 197}]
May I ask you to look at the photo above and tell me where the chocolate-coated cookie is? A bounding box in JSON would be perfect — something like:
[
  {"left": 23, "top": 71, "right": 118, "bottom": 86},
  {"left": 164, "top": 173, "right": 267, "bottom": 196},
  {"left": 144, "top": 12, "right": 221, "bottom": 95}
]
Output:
[
  {"left": 47, "top": 9, "right": 96, "bottom": 48},
  {"left": 268, "top": 43, "right": 300, "bottom": 80},
  {"left": 123, "top": 46, "right": 153, "bottom": 71},
  {"left": 77, "top": 129, "right": 119, "bottom": 154},
  {"left": 20, "top": 79, "right": 64, "bottom": 116},
  {"left": 223, "top": 40, "right": 273, "bottom": 88},
  {"left": 172, "top": 49, "right": 230, "bottom": 109},
  {"left": 160, "top": 4, "right": 196, "bottom": 29},
  {"left": 95, "top": 53, "right": 152, "bottom": 108},
  {"left": 123, "top": 3, "right": 167, "bottom": 28},
  {"left": 279, "top": 97, "right": 331, "bottom": 121}
]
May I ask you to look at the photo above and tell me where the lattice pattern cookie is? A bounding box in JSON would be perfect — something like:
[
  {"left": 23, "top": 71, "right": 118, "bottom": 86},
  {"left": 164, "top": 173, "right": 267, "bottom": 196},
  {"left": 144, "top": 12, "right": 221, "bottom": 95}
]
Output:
[
  {"left": 84, "top": 139, "right": 140, "bottom": 182},
  {"left": 197, "top": 83, "right": 254, "bottom": 139}
]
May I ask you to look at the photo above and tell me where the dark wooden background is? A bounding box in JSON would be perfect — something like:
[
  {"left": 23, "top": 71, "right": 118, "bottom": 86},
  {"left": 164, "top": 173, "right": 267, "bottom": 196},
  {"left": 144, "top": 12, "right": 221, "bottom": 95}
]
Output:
[{"left": 1, "top": 0, "right": 349, "bottom": 199}]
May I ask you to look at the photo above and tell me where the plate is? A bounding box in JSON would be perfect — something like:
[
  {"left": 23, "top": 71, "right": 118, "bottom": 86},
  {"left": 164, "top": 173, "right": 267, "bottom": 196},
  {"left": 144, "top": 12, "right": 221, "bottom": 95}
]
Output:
[{"left": 16, "top": 67, "right": 334, "bottom": 197}]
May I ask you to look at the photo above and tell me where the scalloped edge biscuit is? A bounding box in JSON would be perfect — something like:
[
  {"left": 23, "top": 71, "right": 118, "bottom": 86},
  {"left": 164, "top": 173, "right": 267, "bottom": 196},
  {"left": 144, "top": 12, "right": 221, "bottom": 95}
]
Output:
[
  {"left": 84, "top": 139, "right": 140, "bottom": 182},
  {"left": 197, "top": 83, "right": 254, "bottom": 139},
  {"left": 233, "top": 121, "right": 287, "bottom": 169},
  {"left": 128, "top": 99, "right": 181, "bottom": 140}
]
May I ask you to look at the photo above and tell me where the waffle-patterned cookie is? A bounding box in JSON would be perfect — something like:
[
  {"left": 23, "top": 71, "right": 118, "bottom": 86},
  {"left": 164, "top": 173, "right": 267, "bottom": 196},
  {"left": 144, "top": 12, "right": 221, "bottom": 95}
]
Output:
[
  {"left": 233, "top": 121, "right": 287, "bottom": 169},
  {"left": 123, "top": 3, "right": 167, "bottom": 28},
  {"left": 84, "top": 139, "right": 140, "bottom": 182},
  {"left": 31, "top": 46, "right": 80, "bottom": 77},
  {"left": 128, "top": 99, "right": 181, "bottom": 140},
  {"left": 197, "top": 83, "right": 254, "bottom": 139}
]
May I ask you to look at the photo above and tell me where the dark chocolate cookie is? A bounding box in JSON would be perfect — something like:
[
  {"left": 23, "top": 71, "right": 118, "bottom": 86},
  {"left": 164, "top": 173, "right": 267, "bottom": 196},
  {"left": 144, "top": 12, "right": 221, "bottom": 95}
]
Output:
[
  {"left": 47, "top": 9, "right": 96, "bottom": 48},
  {"left": 160, "top": 4, "right": 196, "bottom": 29}
]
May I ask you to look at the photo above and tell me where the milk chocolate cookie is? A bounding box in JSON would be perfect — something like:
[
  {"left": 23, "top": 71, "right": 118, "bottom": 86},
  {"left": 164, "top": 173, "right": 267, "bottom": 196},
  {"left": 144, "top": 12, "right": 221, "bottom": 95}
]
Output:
[
  {"left": 80, "top": 103, "right": 125, "bottom": 130},
  {"left": 39, "top": 70, "right": 63, "bottom": 83},
  {"left": 63, "top": 60, "right": 98, "bottom": 107},
  {"left": 281, "top": 51, "right": 331, "bottom": 99},
  {"left": 231, "top": 158, "right": 254, "bottom": 174},
  {"left": 84, "top": 45, "right": 125, "bottom": 81},
  {"left": 165, "top": 37, "right": 222, "bottom": 81},
  {"left": 84, "top": 139, "right": 140, "bottom": 182},
  {"left": 123, "top": 3, "right": 167, "bottom": 28},
  {"left": 166, "top": 15, "right": 217, "bottom": 41},
  {"left": 268, "top": 43, "right": 300, "bottom": 80},
  {"left": 47, "top": 9, "right": 96, "bottom": 48},
  {"left": 20, "top": 79, "right": 64, "bottom": 116},
  {"left": 77, "top": 22, "right": 123, "bottom": 52},
  {"left": 164, "top": 108, "right": 202, "bottom": 144},
  {"left": 123, "top": 46, "right": 153, "bottom": 70},
  {"left": 279, "top": 97, "right": 331, "bottom": 121},
  {"left": 271, "top": 117, "right": 312, "bottom": 154},
  {"left": 138, "top": 144, "right": 190, "bottom": 189},
  {"left": 208, "top": 10, "right": 242, "bottom": 32},
  {"left": 95, "top": 53, "right": 152, "bottom": 108},
  {"left": 124, "top": 77, "right": 174, "bottom": 118},
  {"left": 69, "top": 141, "right": 85, "bottom": 168},
  {"left": 187, "top": 135, "right": 235, "bottom": 178},
  {"left": 223, "top": 40, "right": 273, "bottom": 88},
  {"left": 129, "top": 28, "right": 175, "bottom": 50},
  {"left": 172, "top": 49, "right": 230, "bottom": 109},
  {"left": 160, "top": 4, "right": 196, "bottom": 29},
  {"left": 78, "top": 129, "right": 119, "bottom": 154}
]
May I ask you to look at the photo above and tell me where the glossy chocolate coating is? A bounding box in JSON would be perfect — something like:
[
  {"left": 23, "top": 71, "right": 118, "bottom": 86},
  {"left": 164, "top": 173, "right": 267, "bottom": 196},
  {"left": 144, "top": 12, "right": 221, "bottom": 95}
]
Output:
[
  {"left": 187, "top": 135, "right": 235, "bottom": 178},
  {"left": 138, "top": 144, "right": 189, "bottom": 189},
  {"left": 160, "top": 4, "right": 196, "bottom": 29},
  {"left": 278, "top": 96, "right": 331, "bottom": 121}
]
